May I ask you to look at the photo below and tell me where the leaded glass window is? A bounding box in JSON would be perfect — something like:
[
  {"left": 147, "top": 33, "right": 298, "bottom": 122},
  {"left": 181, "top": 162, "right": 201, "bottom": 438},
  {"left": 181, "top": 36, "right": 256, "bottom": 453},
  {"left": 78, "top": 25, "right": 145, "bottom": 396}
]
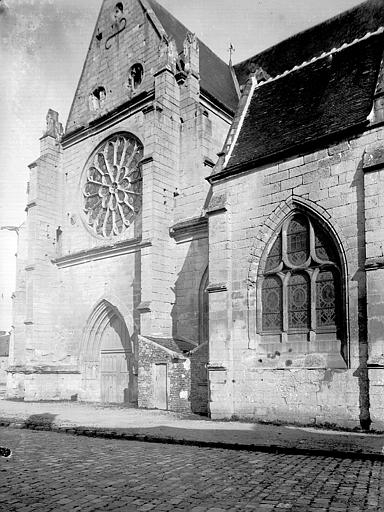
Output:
[
  {"left": 287, "top": 215, "right": 308, "bottom": 266},
  {"left": 265, "top": 236, "right": 281, "bottom": 271},
  {"left": 82, "top": 133, "right": 143, "bottom": 238},
  {"left": 261, "top": 213, "right": 341, "bottom": 336},
  {"left": 262, "top": 276, "right": 283, "bottom": 331},
  {"left": 316, "top": 270, "right": 337, "bottom": 328},
  {"left": 288, "top": 272, "right": 310, "bottom": 329}
]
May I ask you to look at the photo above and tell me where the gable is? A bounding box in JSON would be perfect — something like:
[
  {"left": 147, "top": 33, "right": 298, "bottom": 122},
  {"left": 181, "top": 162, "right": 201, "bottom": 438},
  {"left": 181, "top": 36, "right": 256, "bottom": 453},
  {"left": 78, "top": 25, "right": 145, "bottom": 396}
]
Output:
[
  {"left": 65, "top": 0, "right": 238, "bottom": 136},
  {"left": 65, "top": 0, "right": 163, "bottom": 134}
]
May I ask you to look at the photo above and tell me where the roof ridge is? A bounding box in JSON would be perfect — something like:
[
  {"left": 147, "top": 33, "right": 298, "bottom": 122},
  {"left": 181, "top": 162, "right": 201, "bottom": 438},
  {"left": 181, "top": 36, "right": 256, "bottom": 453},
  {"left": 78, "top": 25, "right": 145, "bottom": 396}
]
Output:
[
  {"left": 234, "top": 0, "right": 382, "bottom": 70},
  {"left": 253, "top": 26, "right": 384, "bottom": 90}
]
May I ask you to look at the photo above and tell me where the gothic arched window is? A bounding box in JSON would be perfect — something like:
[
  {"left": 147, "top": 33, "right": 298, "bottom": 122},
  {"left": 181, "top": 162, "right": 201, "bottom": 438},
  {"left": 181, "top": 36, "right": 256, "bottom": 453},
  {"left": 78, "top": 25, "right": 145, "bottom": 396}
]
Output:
[{"left": 261, "top": 214, "right": 341, "bottom": 339}]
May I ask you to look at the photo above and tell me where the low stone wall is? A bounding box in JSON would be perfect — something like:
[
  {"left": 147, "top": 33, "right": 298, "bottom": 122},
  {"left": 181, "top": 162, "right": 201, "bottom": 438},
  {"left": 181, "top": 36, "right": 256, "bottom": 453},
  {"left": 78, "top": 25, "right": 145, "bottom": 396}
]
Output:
[
  {"left": 210, "top": 367, "right": 362, "bottom": 429},
  {"left": 6, "top": 370, "right": 81, "bottom": 401}
]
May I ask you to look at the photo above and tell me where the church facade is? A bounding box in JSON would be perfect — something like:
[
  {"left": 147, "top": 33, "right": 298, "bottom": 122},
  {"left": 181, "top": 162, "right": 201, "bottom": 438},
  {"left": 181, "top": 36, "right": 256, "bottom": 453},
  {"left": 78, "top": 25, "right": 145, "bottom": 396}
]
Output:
[{"left": 7, "top": 0, "right": 384, "bottom": 429}]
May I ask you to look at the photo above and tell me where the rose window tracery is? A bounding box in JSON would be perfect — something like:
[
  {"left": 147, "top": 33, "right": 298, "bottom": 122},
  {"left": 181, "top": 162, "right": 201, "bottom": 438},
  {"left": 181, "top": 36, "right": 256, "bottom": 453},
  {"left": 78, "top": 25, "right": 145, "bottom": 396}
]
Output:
[{"left": 82, "top": 134, "right": 143, "bottom": 238}]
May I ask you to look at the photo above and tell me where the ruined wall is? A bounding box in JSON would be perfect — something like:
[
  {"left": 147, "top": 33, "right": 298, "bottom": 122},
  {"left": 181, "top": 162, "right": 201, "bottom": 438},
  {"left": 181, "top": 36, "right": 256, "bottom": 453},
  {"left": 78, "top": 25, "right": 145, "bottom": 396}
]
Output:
[{"left": 208, "top": 125, "right": 384, "bottom": 427}]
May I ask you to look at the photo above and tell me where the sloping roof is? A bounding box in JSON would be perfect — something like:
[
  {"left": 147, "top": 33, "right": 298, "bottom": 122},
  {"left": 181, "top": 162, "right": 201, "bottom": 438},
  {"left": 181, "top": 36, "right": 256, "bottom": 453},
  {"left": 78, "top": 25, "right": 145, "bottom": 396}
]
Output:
[
  {"left": 234, "top": 0, "right": 384, "bottom": 86},
  {"left": 147, "top": 0, "right": 238, "bottom": 113},
  {"left": 223, "top": 33, "right": 384, "bottom": 173},
  {"left": 145, "top": 336, "right": 196, "bottom": 354}
]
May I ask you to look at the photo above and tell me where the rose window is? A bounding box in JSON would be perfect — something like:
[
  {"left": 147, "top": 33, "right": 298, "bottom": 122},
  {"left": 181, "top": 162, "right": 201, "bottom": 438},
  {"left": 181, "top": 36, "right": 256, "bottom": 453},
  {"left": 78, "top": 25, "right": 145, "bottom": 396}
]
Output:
[{"left": 82, "top": 134, "right": 143, "bottom": 237}]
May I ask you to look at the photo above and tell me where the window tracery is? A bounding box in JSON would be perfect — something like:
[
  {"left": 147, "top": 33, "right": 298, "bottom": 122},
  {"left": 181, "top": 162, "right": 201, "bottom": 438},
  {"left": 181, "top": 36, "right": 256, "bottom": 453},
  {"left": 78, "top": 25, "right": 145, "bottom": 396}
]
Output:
[
  {"left": 261, "top": 214, "right": 341, "bottom": 338},
  {"left": 82, "top": 133, "right": 143, "bottom": 238}
]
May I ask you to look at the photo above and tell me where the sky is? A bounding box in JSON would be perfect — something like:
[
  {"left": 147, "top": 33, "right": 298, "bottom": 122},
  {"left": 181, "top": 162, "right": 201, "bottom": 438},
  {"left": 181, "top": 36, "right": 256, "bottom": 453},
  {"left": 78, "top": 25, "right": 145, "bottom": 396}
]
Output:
[{"left": 0, "top": 0, "right": 365, "bottom": 331}]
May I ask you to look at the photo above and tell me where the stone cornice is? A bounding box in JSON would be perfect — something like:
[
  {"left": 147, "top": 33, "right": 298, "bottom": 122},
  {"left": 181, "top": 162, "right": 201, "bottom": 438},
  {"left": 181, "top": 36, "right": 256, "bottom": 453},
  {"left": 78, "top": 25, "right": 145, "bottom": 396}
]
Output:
[
  {"left": 365, "top": 256, "right": 384, "bottom": 271},
  {"left": 206, "top": 362, "right": 227, "bottom": 371},
  {"left": 169, "top": 216, "right": 208, "bottom": 242},
  {"left": 206, "top": 282, "right": 227, "bottom": 293},
  {"left": 61, "top": 90, "right": 155, "bottom": 149},
  {"left": 53, "top": 238, "right": 152, "bottom": 268},
  {"left": 7, "top": 365, "right": 80, "bottom": 375},
  {"left": 363, "top": 146, "right": 384, "bottom": 172}
]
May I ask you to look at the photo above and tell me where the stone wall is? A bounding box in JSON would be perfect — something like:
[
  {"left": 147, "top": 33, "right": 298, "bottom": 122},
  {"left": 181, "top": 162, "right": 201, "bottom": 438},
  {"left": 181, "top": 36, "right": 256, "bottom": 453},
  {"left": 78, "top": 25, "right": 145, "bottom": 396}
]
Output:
[
  {"left": 208, "top": 125, "right": 384, "bottom": 427},
  {"left": 172, "top": 233, "right": 208, "bottom": 343},
  {"left": 8, "top": 0, "right": 231, "bottom": 406},
  {"left": 138, "top": 336, "right": 191, "bottom": 412},
  {"left": 190, "top": 342, "right": 208, "bottom": 415},
  {"left": 66, "top": 0, "right": 161, "bottom": 133}
]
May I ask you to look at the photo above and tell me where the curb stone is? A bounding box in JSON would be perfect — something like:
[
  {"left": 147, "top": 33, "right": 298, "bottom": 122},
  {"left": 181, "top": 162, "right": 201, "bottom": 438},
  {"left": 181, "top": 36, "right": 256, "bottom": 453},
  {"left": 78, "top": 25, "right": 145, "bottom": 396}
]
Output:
[{"left": 0, "top": 417, "right": 383, "bottom": 461}]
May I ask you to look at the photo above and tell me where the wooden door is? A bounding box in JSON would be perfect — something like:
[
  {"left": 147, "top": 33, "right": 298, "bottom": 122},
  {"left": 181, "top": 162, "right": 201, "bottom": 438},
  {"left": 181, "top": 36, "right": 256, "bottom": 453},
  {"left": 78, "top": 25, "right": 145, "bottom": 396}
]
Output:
[
  {"left": 154, "top": 364, "right": 167, "bottom": 410},
  {"left": 100, "top": 349, "right": 130, "bottom": 403},
  {"left": 100, "top": 313, "right": 133, "bottom": 404}
]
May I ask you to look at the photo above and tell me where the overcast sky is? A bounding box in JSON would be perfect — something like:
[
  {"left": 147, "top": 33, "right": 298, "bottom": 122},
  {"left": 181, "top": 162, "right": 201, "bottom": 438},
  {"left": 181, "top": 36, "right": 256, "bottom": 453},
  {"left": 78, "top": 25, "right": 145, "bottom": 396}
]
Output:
[{"left": 0, "top": 0, "right": 365, "bottom": 330}]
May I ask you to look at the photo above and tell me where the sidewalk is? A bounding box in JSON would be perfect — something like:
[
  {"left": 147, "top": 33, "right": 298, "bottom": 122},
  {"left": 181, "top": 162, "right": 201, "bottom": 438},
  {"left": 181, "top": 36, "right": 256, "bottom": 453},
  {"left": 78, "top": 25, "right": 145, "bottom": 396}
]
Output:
[{"left": 1, "top": 399, "right": 384, "bottom": 460}]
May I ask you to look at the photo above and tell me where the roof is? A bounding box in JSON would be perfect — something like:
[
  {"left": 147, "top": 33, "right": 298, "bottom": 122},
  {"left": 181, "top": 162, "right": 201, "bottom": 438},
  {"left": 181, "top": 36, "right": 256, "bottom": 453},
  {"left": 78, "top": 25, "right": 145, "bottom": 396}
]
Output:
[
  {"left": 234, "top": 0, "right": 384, "bottom": 86},
  {"left": 147, "top": 0, "right": 239, "bottom": 113},
  {"left": 144, "top": 336, "right": 196, "bottom": 355},
  {"left": 224, "top": 33, "right": 384, "bottom": 173},
  {"left": 210, "top": 0, "right": 384, "bottom": 178}
]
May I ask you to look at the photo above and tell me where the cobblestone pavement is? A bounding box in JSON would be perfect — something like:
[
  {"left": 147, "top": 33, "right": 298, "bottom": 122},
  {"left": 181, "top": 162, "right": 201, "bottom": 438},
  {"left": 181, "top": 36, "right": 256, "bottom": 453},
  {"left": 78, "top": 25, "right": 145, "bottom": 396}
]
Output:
[{"left": 0, "top": 428, "right": 383, "bottom": 512}]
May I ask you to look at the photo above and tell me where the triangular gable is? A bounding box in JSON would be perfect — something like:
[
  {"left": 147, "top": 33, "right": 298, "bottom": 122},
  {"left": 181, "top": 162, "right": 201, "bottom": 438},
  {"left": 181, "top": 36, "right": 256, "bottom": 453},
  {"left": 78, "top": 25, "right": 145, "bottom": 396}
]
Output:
[
  {"left": 65, "top": 0, "right": 238, "bottom": 135},
  {"left": 65, "top": 0, "right": 166, "bottom": 134}
]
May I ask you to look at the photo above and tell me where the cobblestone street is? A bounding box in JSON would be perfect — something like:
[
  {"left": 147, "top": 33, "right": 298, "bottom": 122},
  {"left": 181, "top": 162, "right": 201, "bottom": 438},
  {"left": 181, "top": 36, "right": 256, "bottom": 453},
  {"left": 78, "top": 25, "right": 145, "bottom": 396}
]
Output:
[{"left": 1, "top": 428, "right": 384, "bottom": 511}]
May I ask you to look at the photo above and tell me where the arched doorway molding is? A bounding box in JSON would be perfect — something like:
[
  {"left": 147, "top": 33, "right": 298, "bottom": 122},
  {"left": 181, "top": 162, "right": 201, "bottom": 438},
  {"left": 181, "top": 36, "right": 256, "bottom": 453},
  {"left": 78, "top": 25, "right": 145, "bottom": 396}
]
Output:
[
  {"left": 80, "top": 294, "right": 135, "bottom": 363},
  {"left": 79, "top": 295, "right": 137, "bottom": 402}
]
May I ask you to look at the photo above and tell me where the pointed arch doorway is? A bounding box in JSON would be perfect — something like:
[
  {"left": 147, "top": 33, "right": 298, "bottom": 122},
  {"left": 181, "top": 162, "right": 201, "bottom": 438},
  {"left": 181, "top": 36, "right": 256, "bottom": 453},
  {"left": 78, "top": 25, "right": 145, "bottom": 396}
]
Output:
[{"left": 82, "top": 300, "right": 137, "bottom": 405}]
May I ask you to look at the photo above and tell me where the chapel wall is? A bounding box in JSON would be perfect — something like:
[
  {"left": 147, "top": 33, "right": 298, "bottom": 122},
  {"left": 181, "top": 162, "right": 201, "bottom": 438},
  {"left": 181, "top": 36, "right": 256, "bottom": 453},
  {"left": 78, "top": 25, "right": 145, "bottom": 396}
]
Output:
[{"left": 208, "top": 125, "right": 384, "bottom": 426}]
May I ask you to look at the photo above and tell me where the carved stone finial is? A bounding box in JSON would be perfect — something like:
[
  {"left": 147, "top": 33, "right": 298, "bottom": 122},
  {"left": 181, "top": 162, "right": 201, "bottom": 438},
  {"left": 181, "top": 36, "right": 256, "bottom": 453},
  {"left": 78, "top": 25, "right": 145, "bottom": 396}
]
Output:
[
  {"left": 183, "top": 32, "right": 199, "bottom": 76},
  {"left": 158, "top": 35, "right": 178, "bottom": 72},
  {"left": 44, "top": 109, "right": 63, "bottom": 139},
  {"left": 249, "top": 64, "right": 271, "bottom": 84}
]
